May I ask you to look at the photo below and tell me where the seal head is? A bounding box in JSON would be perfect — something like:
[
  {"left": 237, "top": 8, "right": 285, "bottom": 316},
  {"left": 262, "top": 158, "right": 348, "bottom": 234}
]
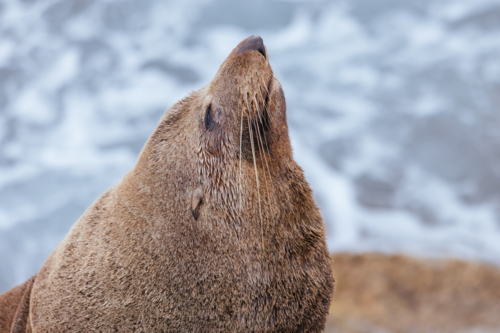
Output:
[{"left": 4, "top": 35, "right": 334, "bottom": 332}]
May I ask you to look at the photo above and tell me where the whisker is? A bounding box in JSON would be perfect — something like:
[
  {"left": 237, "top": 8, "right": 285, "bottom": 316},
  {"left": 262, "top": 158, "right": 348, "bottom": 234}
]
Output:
[
  {"left": 268, "top": 58, "right": 283, "bottom": 83},
  {"left": 250, "top": 77, "right": 271, "bottom": 185},
  {"left": 239, "top": 95, "right": 244, "bottom": 211},
  {"left": 255, "top": 88, "right": 273, "bottom": 184},
  {"left": 246, "top": 94, "right": 264, "bottom": 250},
  {"left": 260, "top": 76, "right": 269, "bottom": 94},
  {"left": 259, "top": 75, "right": 278, "bottom": 149},
  {"left": 253, "top": 94, "right": 272, "bottom": 194}
]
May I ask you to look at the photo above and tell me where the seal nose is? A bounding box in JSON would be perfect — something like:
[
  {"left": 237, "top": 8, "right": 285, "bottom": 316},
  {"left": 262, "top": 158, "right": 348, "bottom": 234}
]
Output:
[{"left": 237, "top": 35, "right": 266, "bottom": 60}]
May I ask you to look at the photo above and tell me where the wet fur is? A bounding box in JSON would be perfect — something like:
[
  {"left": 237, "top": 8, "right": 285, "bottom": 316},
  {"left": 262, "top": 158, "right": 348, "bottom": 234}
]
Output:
[{"left": 0, "top": 37, "right": 334, "bottom": 332}]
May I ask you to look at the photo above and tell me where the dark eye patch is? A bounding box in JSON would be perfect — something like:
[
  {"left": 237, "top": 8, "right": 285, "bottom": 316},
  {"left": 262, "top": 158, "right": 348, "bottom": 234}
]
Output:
[{"left": 205, "top": 104, "right": 215, "bottom": 130}]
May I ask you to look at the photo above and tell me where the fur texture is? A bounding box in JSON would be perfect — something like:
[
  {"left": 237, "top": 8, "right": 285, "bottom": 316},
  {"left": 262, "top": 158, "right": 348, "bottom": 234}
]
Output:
[
  {"left": 0, "top": 276, "right": 34, "bottom": 333},
  {"left": 0, "top": 36, "right": 334, "bottom": 332}
]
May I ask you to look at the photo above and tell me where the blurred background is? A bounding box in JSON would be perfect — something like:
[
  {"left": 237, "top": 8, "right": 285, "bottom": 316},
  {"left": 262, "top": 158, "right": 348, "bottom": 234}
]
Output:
[{"left": 1, "top": 0, "right": 500, "bottom": 298}]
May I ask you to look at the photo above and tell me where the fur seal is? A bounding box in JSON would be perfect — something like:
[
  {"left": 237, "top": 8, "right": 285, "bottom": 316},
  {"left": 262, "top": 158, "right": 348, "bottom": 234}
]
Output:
[{"left": 0, "top": 35, "right": 334, "bottom": 332}]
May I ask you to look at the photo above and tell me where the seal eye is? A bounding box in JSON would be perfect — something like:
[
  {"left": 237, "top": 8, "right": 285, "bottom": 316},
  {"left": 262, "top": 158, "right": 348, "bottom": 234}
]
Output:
[{"left": 205, "top": 104, "right": 214, "bottom": 130}]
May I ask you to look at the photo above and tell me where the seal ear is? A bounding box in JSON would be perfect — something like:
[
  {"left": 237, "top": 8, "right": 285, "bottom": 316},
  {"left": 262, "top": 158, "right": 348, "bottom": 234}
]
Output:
[{"left": 191, "top": 187, "right": 204, "bottom": 220}]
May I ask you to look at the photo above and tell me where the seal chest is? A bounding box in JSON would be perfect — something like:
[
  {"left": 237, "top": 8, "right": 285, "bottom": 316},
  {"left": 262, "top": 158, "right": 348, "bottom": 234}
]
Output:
[{"left": 0, "top": 35, "right": 334, "bottom": 333}]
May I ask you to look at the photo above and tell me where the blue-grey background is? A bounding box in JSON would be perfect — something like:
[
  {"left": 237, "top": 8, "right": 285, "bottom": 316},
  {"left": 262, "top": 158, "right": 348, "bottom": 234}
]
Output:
[{"left": 1, "top": 0, "right": 500, "bottom": 293}]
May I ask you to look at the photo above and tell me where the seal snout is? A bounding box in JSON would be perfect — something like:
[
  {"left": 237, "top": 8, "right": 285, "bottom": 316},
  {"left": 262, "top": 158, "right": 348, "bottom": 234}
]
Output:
[{"left": 237, "top": 35, "right": 267, "bottom": 60}]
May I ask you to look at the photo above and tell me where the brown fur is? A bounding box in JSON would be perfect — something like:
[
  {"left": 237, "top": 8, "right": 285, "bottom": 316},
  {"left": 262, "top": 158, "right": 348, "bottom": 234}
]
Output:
[
  {"left": 0, "top": 36, "right": 334, "bottom": 332},
  {"left": 0, "top": 276, "right": 34, "bottom": 333},
  {"left": 326, "top": 253, "right": 500, "bottom": 333}
]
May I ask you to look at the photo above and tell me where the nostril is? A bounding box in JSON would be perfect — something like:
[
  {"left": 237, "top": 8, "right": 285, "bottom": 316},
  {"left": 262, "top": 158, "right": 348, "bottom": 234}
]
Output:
[{"left": 237, "top": 35, "right": 267, "bottom": 60}]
